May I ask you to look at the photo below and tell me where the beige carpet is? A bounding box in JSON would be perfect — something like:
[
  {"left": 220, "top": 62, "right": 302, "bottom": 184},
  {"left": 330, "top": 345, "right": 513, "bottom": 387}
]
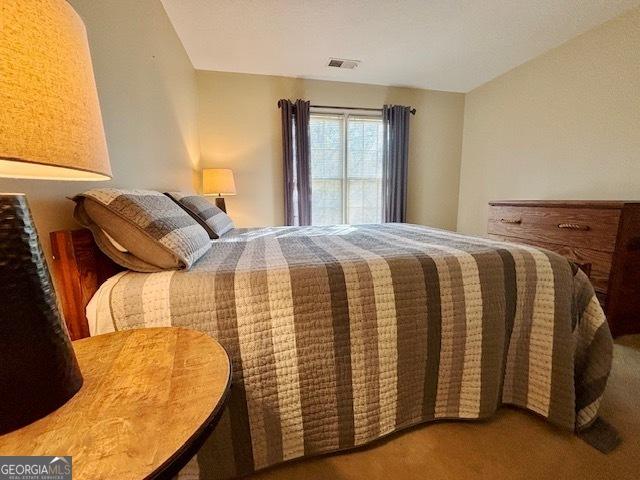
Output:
[{"left": 248, "top": 336, "right": 640, "bottom": 480}]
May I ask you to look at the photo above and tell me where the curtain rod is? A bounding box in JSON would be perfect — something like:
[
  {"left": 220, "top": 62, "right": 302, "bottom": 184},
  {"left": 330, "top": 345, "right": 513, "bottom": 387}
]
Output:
[{"left": 311, "top": 104, "right": 416, "bottom": 115}]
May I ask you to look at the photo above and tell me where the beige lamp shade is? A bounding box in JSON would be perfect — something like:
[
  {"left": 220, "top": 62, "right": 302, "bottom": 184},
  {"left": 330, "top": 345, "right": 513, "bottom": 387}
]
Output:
[
  {"left": 203, "top": 169, "right": 236, "bottom": 196},
  {"left": 0, "top": 0, "right": 111, "bottom": 181}
]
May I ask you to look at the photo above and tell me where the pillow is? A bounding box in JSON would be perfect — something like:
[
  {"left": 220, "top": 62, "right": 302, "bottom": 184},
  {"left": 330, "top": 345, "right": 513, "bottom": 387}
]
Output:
[
  {"left": 72, "top": 188, "right": 211, "bottom": 272},
  {"left": 165, "top": 192, "right": 234, "bottom": 239},
  {"left": 102, "top": 229, "right": 128, "bottom": 252}
]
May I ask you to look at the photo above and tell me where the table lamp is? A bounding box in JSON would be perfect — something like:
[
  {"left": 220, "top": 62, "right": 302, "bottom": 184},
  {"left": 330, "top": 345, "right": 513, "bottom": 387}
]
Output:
[
  {"left": 202, "top": 168, "right": 236, "bottom": 213},
  {"left": 0, "top": 0, "right": 112, "bottom": 433}
]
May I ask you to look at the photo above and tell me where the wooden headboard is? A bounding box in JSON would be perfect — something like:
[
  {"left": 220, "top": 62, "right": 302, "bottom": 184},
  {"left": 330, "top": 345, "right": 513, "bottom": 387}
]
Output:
[{"left": 50, "top": 229, "right": 124, "bottom": 340}]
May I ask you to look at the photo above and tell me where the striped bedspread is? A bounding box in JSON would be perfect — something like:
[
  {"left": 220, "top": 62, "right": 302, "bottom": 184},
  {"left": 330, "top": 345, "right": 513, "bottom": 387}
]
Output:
[{"left": 90, "top": 224, "right": 613, "bottom": 479}]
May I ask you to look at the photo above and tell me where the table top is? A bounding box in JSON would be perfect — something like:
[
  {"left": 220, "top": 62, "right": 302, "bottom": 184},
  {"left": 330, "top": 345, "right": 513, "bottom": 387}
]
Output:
[{"left": 0, "top": 327, "right": 231, "bottom": 480}]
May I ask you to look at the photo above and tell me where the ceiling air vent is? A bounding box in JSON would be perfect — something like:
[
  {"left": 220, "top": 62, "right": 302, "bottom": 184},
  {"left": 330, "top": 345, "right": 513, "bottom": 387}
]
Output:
[{"left": 327, "top": 58, "right": 360, "bottom": 69}]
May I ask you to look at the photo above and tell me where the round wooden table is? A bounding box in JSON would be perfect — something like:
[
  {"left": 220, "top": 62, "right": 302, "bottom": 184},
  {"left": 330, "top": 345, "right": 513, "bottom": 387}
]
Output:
[{"left": 0, "top": 327, "right": 231, "bottom": 480}]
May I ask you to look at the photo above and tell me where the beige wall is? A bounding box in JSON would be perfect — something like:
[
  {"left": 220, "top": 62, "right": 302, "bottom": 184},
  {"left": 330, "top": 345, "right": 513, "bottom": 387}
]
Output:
[
  {"left": 457, "top": 7, "right": 640, "bottom": 235},
  {"left": 9, "top": 0, "right": 632, "bottom": 261},
  {"left": 197, "top": 71, "right": 465, "bottom": 230},
  {"left": 0, "top": 0, "right": 199, "bottom": 258}
]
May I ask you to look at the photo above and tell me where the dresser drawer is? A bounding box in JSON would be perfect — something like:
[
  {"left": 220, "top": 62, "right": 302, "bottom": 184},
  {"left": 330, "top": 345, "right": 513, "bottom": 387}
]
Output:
[
  {"left": 489, "top": 234, "right": 612, "bottom": 294},
  {"left": 488, "top": 205, "right": 621, "bottom": 252}
]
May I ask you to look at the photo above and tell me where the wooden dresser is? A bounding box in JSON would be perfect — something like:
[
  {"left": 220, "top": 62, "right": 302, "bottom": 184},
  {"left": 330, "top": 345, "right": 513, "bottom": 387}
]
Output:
[{"left": 488, "top": 200, "right": 640, "bottom": 337}]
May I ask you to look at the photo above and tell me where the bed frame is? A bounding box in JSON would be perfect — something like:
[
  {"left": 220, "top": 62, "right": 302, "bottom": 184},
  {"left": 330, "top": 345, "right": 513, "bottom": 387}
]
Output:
[{"left": 50, "top": 229, "right": 124, "bottom": 340}]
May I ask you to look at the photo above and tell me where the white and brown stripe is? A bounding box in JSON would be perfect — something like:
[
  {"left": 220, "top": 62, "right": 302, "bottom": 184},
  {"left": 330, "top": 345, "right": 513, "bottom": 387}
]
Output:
[{"left": 101, "top": 223, "right": 612, "bottom": 480}]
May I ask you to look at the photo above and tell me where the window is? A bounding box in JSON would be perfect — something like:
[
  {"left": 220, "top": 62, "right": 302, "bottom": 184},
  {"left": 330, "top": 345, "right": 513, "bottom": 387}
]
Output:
[{"left": 310, "top": 111, "right": 384, "bottom": 225}]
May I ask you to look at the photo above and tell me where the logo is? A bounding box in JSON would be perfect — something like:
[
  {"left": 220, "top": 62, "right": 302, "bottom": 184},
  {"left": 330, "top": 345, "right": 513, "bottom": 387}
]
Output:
[{"left": 0, "top": 456, "right": 72, "bottom": 480}]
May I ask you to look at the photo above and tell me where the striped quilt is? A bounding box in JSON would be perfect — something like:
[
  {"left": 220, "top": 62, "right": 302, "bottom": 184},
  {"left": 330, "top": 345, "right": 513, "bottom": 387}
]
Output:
[{"left": 90, "top": 224, "right": 613, "bottom": 479}]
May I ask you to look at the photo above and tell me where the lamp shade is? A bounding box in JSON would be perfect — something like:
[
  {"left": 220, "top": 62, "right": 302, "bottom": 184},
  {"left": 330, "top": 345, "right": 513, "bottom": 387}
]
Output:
[
  {"left": 0, "top": 0, "right": 111, "bottom": 181},
  {"left": 203, "top": 168, "right": 237, "bottom": 196}
]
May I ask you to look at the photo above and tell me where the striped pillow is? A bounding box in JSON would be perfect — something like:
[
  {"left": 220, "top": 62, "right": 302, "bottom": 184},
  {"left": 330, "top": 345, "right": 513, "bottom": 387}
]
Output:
[
  {"left": 165, "top": 192, "right": 234, "bottom": 239},
  {"left": 73, "top": 189, "right": 211, "bottom": 271}
]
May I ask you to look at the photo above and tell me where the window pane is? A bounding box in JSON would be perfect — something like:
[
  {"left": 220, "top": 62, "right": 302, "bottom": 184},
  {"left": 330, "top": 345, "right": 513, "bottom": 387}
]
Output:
[
  {"left": 310, "top": 113, "right": 383, "bottom": 226},
  {"left": 347, "top": 116, "right": 383, "bottom": 224},
  {"left": 347, "top": 179, "right": 382, "bottom": 224},
  {"left": 312, "top": 179, "right": 343, "bottom": 225},
  {"left": 310, "top": 114, "right": 344, "bottom": 224}
]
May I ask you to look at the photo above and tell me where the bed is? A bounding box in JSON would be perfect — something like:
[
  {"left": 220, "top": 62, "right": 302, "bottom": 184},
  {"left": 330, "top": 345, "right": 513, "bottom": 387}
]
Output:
[{"left": 50, "top": 223, "right": 613, "bottom": 479}]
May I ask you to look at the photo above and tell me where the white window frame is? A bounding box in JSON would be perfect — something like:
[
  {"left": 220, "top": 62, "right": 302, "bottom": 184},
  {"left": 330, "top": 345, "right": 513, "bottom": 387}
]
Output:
[{"left": 310, "top": 107, "right": 383, "bottom": 225}]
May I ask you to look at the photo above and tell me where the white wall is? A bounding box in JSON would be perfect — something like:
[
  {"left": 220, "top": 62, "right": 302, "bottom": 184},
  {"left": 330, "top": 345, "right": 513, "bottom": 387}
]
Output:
[
  {"left": 6, "top": 1, "right": 633, "bottom": 255},
  {"left": 0, "top": 0, "right": 200, "bottom": 258},
  {"left": 457, "top": 7, "right": 640, "bottom": 235}
]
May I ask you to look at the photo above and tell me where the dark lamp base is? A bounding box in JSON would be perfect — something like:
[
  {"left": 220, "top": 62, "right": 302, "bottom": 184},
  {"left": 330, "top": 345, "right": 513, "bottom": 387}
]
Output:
[
  {"left": 0, "top": 194, "right": 83, "bottom": 434},
  {"left": 215, "top": 196, "right": 227, "bottom": 213}
]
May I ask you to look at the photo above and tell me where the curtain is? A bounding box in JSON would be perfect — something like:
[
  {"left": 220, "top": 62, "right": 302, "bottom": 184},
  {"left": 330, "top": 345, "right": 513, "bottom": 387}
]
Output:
[
  {"left": 294, "top": 100, "right": 311, "bottom": 225},
  {"left": 382, "top": 105, "right": 412, "bottom": 223},
  {"left": 278, "top": 99, "right": 311, "bottom": 226}
]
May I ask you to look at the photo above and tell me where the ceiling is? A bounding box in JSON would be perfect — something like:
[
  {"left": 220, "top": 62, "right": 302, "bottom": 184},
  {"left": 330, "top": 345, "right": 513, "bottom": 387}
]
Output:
[{"left": 160, "top": 0, "right": 639, "bottom": 92}]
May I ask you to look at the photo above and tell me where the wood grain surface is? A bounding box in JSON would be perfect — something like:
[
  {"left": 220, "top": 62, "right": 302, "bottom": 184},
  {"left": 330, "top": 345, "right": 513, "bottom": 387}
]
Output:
[
  {"left": 488, "top": 205, "right": 621, "bottom": 252},
  {"left": 489, "top": 200, "right": 640, "bottom": 336},
  {"left": 50, "top": 229, "right": 123, "bottom": 340},
  {"left": 0, "top": 328, "right": 231, "bottom": 480},
  {"left": 488, "top": 200, "right": 639, "bottom": 209},
  {"left": 606, "top": 204, "right": 640, "bottom": 336}
]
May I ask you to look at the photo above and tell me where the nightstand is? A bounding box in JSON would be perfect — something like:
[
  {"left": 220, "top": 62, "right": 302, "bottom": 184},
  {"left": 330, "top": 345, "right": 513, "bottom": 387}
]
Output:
[{"left": 0, "top": 327, "right": 231, "bottom": 479}]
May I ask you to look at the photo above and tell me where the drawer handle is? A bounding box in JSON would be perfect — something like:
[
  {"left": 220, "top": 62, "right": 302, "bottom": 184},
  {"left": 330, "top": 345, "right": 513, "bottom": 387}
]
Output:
[
  {"left": 557, "top": 223, "right": 590, "bottom": 231},
  {"left": 500, "top": 218, "right": 522, "bottom": 224}
]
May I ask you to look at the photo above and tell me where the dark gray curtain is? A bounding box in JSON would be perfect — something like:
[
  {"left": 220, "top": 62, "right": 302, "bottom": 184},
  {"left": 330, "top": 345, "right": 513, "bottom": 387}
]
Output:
[
  {"left": 294, "top": 100, "right": 311, "bottom": 225},
  {"left": 278, "top": 99, "right": 311, "bottom": 226},
  {"left": 278, "top": 100, "right": 295, "bottom": 225},
  {"left": 382, "top": 105, "right": 411, "bottom": 223}
]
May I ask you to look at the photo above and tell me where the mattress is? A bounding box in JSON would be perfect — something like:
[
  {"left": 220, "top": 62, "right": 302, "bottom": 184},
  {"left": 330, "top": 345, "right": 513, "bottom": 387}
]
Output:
[{"left": 87, "top": 223, "right": 612, "bottom": 479}]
